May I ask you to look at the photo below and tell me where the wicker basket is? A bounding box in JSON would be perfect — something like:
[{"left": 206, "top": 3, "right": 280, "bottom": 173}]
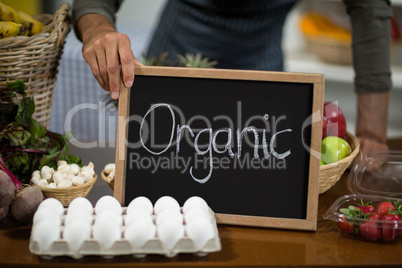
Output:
[
  {"left": 101, "top": 169, "right": 114, "bottom": 190},
  {"left": 0, "top": 3, "right": 71, "bottom": 129},
  {"left": 34, "top": 174, "right": 97, "bottom": 207},
  {"left": 305, "top": 36, "right": 352, "bottom": 65},
  {"left": 319, "top": 131, "right": 360, "bottom": 194}
]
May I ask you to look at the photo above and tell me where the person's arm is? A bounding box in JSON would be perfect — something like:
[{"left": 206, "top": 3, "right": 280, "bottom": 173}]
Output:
[
  {"left": 73, "top": 0, "right": 141, "bottom": 99},
  {"left": 343, "top": 0, "right": 393, "bottom": 153}
]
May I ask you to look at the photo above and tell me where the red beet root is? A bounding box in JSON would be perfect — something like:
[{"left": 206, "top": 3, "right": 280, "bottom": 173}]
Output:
[
  {"left": 0, "top": 170, "right": 15, "bottom": 208},
  {"left": 10, "top": 186, "right": 43, "bottom": 222}
]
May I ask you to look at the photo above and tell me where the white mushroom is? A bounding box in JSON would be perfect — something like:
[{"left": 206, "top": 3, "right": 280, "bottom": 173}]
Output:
[
  {"left": 37, "top": 179, "right": 48, "bottom": 187},
  {"left": 57, "top": 164, "right": 71, "bottom": 174},
  {"left": 81, "top": 166, "right": 95, "bottom": 177},
  {"left": 104, "top": 163, "right": 115, "bottom": 175},
  {"left": 87, "top": 162, "right": 95, "bottom": 169},
  {"left": 69, "top": 163, "right": 80, "bottom": 175},
  {"left": 32, "top": 170, "right": 41, "bottom": 180},
  {"left": 30, "top": 176, "right": 41, "bottom": 186},
  {"left": 79, "top": 171, "right": 93, "bottom": 182},
  {"left": 52, "top": 171, "right": 67, "bottom": 184},
  {"left": 47, "top": 182, "right": 57, "bottom": 188},
  {"left": 57, "top": 179, "right": 73, "bottom": 188},
  {"left": 106, "top": 170, "right": 115, "bottom": 183},
  {"left": 72, "top": 175, "right": 86, "bottom": 186},
  {"left": 40, "top": 166, "right": 54, "bottom": 181},
  {"left": 57, "top": 160, "right": 67, "bottom": 167}
]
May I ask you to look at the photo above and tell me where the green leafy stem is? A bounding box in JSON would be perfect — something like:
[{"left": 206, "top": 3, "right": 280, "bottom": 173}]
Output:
[{"left": 0, "top": 81, "right": 82, "bottom": 190}]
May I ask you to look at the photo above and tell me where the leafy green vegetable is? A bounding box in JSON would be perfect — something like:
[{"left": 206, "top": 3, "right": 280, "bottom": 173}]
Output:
[{"left": 0, "top": 80, "right": 82, "bottom": 187}]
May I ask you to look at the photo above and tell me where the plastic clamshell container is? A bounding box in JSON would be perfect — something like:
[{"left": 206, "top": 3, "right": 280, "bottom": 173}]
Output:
[
  {"left": 29, "top": 207, "right": 221, "bottom": 259},
  {"left": 323, "top": 151, "right": 402, "bottom": 242}
]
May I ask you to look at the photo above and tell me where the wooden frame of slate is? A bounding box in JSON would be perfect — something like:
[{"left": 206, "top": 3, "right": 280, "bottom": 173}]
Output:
[{"left": 114, "top": 66, "right": 324, "bottom": 231}]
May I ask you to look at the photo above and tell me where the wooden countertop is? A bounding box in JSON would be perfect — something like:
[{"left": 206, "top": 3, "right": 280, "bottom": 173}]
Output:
[{"left": 1, "top": 140, "right": 402, "bottom": 267}]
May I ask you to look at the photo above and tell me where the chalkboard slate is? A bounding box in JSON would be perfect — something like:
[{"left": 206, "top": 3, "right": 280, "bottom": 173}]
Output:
[{"left": 115, "top": 66, "right": 324, "bottom": 231}]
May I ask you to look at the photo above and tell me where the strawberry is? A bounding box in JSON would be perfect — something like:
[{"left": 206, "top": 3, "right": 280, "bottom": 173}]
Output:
[
  {"left": 376, "top": 201, "right": 395, "bottom": 216},
  {"left": 382, "top": 214, "right": 399, "bottom": 241},
  {"left": 369, "top": 212, "right": 381, "bottom": 221},
  {"left": 359, "top": 220, "right": 382, "bottom": 240},
  {"left": 338, "top": 215, "right": 354, "bottom": 234},
  {"left": 356, "top": 199, "right": 375, "bottom": 215},
  {"left": 398, "top": 218, "right": 402, "bottom": 238},
  {"left": 357, "top": 205, "right": 375, "bottom": 215}
]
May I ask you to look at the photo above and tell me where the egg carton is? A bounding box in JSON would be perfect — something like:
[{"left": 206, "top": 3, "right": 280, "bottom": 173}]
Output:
[{"left": 29, "top": 208, "right": 221, "bottom": 259}]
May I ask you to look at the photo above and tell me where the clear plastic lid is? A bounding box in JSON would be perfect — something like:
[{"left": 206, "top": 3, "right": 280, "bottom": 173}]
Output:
[{"left": 347, "top": 150, "right": 402, "bottom": 198}]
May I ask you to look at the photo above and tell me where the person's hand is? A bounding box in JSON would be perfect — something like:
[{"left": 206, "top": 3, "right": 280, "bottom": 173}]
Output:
[
  {"left": 352, "top": 91, "right": 390, "bottom": 167},
  {"left": 357, "top": 137, "right": 389, "bottom": 154},
  {"left": 77, "top": 14, "right": 143, "bottom": 99}
]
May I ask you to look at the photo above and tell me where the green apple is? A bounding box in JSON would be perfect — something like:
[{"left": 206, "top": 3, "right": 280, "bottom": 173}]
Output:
[
  {"left": 320, "top": 160, "right": 325, "bottom": 166},
  {"left": 321, "top": 136, "right": 351, "bottom": 164}
]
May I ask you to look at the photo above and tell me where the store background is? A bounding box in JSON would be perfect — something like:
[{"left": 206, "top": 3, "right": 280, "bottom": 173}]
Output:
[{"left": 10, "top": 0, "right": 402, "bottom": 143}]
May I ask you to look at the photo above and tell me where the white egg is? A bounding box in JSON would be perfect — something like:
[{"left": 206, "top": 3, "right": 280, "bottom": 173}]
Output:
[
  {"left": 124, "top": 218, "right": 156, "bottom": 249},
  {"left": 127, "top": 196, "right": 153, "bottom": 215},
  {"left": 183, "top": 206, "right": 211, "bottom": 225},
  {"left": 185, "top": 217, "right": 215, "bottom": 250},
  {"left": 33, "top": 206, "right": 61, "bottom": 226},
  {"left": 95, "top": 195, "right": 122, "bottom": 215},
  {"left": 95, "top": 208, "right": 123, "bottom": 226},
  {"left": 182, "top": 196, "right": 209, "bottom": 214},
  {"left": 63, "top": 218, "right": 91, "bottom": 251},
  {"left": 154, "top": 196, "right": 180, "bottom": 215},
  {"left": 64, "top": 208, "right": 93, "bottom": 226},
  {"left": 124, "top": 207, "right": 153, "bottom": 226},
  {"left": 32, "top": 219, "right": 60, "bottom": 250},
  {"left": 156, "top": 218, "right": 185, "bottom": 250},
  {"left": 37, "top": 198, "right": 65, "bottom": 216},
  {"left": 155, "top": 207, "right": 183, "bottom": 226},
  {"left": 93, "top": 217, "right": 121, "bottom": 250},
  {"left": 67, "top": 197, "right": 94, "bottom": 215}
]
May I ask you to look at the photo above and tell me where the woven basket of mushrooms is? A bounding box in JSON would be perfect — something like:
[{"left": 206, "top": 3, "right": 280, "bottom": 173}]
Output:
[
  {"left": 101, "top": 163, "right": 115, "bottom": 190},
  {"left": 30, "top": 161, "right": 97, "bottom": 206}
]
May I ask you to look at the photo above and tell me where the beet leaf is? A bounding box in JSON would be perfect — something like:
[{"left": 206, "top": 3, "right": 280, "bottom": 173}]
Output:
[{"left": 0, "top": 80, "right": 82, "bottom": 186}]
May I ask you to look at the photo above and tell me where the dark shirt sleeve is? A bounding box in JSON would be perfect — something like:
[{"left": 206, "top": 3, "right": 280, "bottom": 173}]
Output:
[
  {"left": 343, "top": 0, "right": 393, "bottom": 93},
  {"left": 72, "top": 0, "right": 123, "bottom": 27}
]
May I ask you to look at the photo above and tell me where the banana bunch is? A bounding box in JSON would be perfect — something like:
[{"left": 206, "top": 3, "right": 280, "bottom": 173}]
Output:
[
  {"left": 299, "top": 12, "right": 351, "bottom": 43},
  {"left": 0, "top": 1, "right": 45, "bottom": 39}
]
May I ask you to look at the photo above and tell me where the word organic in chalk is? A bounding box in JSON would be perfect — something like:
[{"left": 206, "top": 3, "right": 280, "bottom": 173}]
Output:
[{"left": 136, "top": 103, "right": 292, "bottom": 184}]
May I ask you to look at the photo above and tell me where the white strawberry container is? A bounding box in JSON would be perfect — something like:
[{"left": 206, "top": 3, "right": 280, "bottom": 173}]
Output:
[{"left": 323, "top": 151, "right": 402, "bottom": 242}]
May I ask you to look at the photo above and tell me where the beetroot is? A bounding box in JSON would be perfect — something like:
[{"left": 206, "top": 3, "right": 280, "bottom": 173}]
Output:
[
  {"left": 10, "top": 186, "right": 43, "bottom": 222},
  {"left": 0, "top": 170, "right": 15, "bottom": 208},
  {"left": 0, "top": 206, "right": 9, "bottom": 222}
]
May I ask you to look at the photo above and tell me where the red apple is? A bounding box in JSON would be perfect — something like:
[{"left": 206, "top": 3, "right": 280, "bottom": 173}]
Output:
[
  {"left": 322, "top": 115, "right": 327, "bottom": 139},
  {"left": 323, "top": 101, "right": 347, "bottom": 139}
]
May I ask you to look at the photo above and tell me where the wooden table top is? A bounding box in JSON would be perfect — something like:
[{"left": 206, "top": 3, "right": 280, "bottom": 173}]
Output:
[{"left": 1, "top": 140, "right": 402, "bottom": 267}]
